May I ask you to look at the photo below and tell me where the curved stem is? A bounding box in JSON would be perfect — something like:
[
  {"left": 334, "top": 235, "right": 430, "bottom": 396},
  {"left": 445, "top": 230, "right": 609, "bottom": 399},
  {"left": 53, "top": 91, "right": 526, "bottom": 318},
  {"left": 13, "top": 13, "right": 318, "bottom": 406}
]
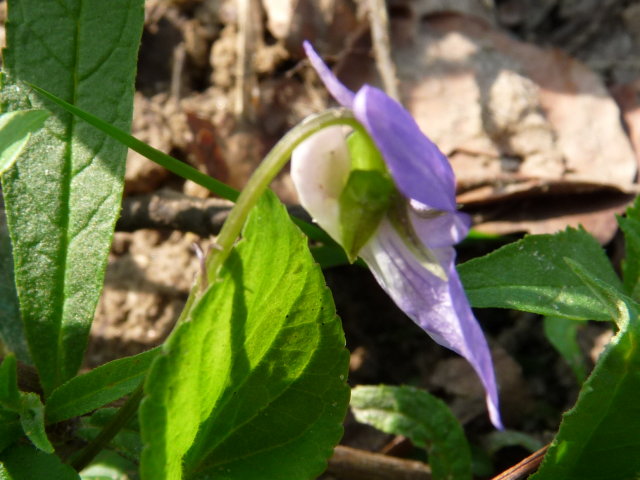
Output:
[
  {"left": 174, "top": 108, "right": 362, "bottom": 326},
  {"left": 176, "top": 108, "right": 364, "bottom": 326},
  {"left": 205, "top": 108, "right": 360, "bottom": 278}
]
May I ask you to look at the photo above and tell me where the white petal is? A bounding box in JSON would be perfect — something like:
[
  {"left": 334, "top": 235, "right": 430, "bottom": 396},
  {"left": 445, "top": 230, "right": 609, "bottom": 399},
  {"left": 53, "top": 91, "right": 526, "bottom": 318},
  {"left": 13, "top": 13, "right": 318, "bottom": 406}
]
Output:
[{"left": 290, "top": 126, "right": 351, "bottom": 242}]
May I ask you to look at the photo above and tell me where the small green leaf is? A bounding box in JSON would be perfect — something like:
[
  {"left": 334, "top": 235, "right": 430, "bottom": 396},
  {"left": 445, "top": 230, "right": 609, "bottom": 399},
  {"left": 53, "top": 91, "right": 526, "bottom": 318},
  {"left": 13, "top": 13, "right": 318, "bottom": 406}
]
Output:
[
  {"left": 531, "top": 261, "right": 640, "bottom": 480},
  {"left": 0, "top": 110, "right": 48, "bottom": 175},
  {"left": 140, "top": 192, "right": 350, "bottom": 480},
  {"left": 339, "top": 170, "right": 394, "bottom": 261},
  {"left": 18, "top": 393, "right": 53, "bottom": 453},
  {"left": 543, "top": 316, "right": 587, "bottom": 383},
  {"left": 2, "top": 0, "right": 144, "bottom": 395},
  {"left": 0, "top": 444, "right": 80, "bottom": 480},
  {"left": 350, "top": 385, "right": 472, "bottom": 480},
  {"left": 458, "top": 228, "right": 623, "bottom": 321},
  {"left": 46, "top": 347, "right": 159, "bottom": 424}
]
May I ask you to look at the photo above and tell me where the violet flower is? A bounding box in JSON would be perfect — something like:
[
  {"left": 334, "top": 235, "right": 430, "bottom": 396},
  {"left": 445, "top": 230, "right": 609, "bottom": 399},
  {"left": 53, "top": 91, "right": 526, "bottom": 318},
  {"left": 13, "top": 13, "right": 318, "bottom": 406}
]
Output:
[{"left": 291, "top": 42, "right": 502, "bottom": 429}]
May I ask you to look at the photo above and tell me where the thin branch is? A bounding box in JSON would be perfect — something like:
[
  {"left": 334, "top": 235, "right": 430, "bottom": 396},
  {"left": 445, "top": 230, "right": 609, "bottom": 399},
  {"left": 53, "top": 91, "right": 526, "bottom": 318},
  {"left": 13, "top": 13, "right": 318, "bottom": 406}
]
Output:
[
  {"left": 116, "top": 189, "right": 310, "bottom": 236},
  {"left": 327, "top": 445, "right": 432, "bottom": 480},
  {"left": 491, "top": 445, "right": 549, "bottom": 480}
]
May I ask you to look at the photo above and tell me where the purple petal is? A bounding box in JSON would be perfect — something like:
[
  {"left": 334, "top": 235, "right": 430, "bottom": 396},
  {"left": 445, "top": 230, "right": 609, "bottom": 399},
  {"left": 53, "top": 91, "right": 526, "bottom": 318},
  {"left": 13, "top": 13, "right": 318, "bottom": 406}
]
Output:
[
  {"left": 360, "top": 219, "right": 503, "bottom": 429},
  {"left": 303, "top": 41, "right": 356, "bottom": 109},
  {"left": 408, "top": 202, "right": 471, "bottom": 249},
  {"left": 353, "top": 86, "right": 457, "bottom": 213}
]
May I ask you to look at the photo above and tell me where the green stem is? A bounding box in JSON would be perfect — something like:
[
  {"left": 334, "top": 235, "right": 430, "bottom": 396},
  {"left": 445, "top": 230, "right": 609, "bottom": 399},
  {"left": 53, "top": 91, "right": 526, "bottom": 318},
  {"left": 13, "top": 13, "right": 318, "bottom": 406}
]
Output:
[
  {"left": 205, "top": 108, "right": 361, "bottom": 278},
  {"left": 69, "top": 384, "right": 143, "bottom": 472}
]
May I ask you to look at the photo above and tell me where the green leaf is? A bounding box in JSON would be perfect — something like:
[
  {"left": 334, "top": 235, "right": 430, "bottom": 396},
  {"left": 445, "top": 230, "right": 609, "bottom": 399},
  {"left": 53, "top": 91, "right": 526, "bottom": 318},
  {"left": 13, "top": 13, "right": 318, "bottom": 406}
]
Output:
[
  {"left": 531, "top": 260, "right": 640, "bottom": 480},
  {"left": 350, "top": 385, "right": 472, "bottom": 480},
  {"left": 18, "top": 393, "right": 53, "bottom": 453},
  {"left": 46, "top": 347, "right": 159, "bottom": 424},
  {"left": 0, "top": 110, "right": 49, "bottom": 175},
  {"left": 0, "top": 196, "right": 29, "bottom": 365},
  {"left": 1, "top": 0, "right": 144, "bottom": 395},
  {"left": 543, "top": 316, "right": 587, "bottom": 383},
  {"left": 140, "top": 192, "right": 350, "bottom": 480},
  {"left": 458, "top": 228, "right": 622, "bottom": 321},
  {"left": 338, "top": 170, "right": 394, "bottom": 262},
  {"left": 0, "top": 444, "right": 80, "bottom": 480},
  {"left": 618, "top": 196, "right": 640, "bottom": 300}
]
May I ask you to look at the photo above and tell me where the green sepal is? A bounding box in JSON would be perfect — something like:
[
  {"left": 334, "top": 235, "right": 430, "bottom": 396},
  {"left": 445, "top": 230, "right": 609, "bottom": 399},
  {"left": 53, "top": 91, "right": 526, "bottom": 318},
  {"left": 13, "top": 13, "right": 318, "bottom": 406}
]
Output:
[
  {"left": 338, "top": 170, "right": 394, "bottom": 262},
  {"left": 347, "top": 129, "right": 386, "bottom": 172}
]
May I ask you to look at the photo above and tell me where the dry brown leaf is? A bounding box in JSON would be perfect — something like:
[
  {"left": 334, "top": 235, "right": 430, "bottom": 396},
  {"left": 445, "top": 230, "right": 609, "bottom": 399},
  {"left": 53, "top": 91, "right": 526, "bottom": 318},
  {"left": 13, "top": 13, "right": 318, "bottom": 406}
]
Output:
[{"left": 337, "top": 12, "right": 637, "bottom": 241}]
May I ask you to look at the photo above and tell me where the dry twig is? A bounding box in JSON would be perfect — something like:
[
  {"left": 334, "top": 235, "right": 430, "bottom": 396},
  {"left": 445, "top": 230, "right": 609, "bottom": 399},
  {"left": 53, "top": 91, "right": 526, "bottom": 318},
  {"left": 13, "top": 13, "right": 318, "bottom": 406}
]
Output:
[
  {"left": 116, "top": 189, "right": 310, "bottom": 236},
  {"left": 491, "top": 445, "right": 549, "bottom": 480}
]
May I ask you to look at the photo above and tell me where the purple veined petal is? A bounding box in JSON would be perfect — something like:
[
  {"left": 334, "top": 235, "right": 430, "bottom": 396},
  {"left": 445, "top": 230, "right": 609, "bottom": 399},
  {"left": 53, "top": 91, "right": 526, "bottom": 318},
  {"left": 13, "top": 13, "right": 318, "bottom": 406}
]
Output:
[
  {"left": 360, "top": 218, "right": 503, "bottom": 429},
  {"left": 303, "top": 41, "right": 356, "bottom": 109},
  {"left": 353, "top": 86, "right": 458, "bottom": 213},
  {"left": 408, "top": 200, "right": 471, "bottom": 249}
]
